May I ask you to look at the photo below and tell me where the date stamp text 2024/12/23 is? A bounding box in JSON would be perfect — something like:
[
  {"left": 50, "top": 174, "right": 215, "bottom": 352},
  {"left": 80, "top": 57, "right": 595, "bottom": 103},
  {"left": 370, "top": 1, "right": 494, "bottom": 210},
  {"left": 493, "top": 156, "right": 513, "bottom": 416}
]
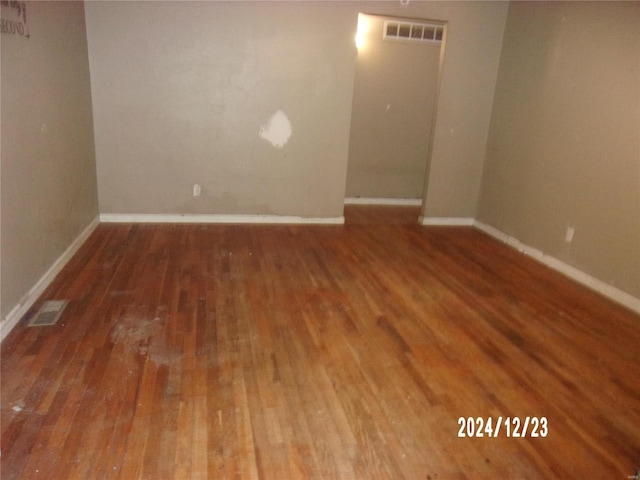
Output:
[{"left": 457, "top": 417, "right": 548, "bottom": 438}]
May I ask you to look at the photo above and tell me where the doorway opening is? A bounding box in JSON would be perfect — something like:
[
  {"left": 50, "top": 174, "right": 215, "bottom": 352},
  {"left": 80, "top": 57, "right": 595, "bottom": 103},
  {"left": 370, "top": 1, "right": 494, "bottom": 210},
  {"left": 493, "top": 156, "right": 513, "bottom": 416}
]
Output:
[{"left": 345, "top": 13, "right": 447, "bottom": 218}]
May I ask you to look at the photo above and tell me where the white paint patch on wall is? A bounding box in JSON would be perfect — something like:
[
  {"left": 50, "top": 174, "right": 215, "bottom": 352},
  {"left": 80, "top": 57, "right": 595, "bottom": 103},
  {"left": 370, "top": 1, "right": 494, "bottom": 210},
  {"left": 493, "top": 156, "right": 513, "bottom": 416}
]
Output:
[{"left": 259, "top": 110, "right": 292, "bottom": 148}]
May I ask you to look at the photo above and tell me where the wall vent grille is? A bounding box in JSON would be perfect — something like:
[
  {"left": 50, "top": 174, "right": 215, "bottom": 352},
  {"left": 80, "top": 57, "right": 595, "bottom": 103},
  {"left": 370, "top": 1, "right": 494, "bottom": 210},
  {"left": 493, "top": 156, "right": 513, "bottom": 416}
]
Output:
[{"left": 384, "top": 20, "right": 443, "bottom": 44}]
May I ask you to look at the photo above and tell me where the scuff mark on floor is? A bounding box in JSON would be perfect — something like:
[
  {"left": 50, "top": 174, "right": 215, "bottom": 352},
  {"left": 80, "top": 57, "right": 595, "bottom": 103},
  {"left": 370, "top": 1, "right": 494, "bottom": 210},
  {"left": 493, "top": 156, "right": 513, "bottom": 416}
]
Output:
[{"left": 111, "top": 315, "right": 162, "bottom": 356}]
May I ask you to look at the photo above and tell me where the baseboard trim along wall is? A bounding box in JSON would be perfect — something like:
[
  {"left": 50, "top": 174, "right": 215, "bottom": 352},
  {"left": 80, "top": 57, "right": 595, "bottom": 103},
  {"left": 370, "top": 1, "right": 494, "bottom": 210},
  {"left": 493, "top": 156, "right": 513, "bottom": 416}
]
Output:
[
  {"left": 419, "top": 217, "right": 475, "bottom": 226},
  {"left": 345, "top": 197, "right": 422, "bottom": 206},
  {"left": 0, "top": 215, "right": 101, "bottom": 342},
  {"left": 473, "top": 220, "right": 640, "bottom": 314},
  {"left": 99, "top": 213, "right": 345, "bottom": 225}
]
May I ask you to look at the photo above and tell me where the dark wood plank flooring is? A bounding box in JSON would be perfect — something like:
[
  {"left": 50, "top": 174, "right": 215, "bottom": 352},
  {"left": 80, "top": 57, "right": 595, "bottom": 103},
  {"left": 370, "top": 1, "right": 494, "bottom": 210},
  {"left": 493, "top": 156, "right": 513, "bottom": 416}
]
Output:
[{"left": 2, "top": 206, "right": 639, "bottom": 479}]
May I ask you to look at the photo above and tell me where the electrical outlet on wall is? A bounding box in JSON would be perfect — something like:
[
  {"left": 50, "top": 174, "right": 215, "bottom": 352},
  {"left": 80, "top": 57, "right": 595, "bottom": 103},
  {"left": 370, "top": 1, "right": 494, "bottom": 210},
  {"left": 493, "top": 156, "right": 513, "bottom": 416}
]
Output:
[
  {"left": 565, "top": 226, "right": 575, "bottom": 243},
  {"left": 193, "top": 184, "right": 201, "bottom": 197}
]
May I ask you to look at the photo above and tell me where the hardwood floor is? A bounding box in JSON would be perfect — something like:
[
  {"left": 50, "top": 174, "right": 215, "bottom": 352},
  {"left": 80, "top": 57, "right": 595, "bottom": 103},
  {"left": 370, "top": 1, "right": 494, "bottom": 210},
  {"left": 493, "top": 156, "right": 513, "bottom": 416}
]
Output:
[{"left": 2, "top": 206, "right": 639, "bottom": 479}]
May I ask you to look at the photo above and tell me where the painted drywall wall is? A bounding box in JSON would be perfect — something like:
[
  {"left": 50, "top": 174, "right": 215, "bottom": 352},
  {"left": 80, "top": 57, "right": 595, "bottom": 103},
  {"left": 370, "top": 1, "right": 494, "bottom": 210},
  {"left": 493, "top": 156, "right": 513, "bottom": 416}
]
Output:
[
  {"left": 85, "top": 1, "right": 507, "bottom": 219},
  {"left": 477, "top": 2, "right": 640, "bottom": 299},
  {"left": 368, "top": 1, "right": 507, "bottom": 218},
  {"left": 346, "top": 13, "right": 442, "bottom": 200},
  {"left": 1, "top": 1, "right": 99, "bottom": 320},
  {"left": 85, "top": 1, "right": 357, "bottom": 219}
]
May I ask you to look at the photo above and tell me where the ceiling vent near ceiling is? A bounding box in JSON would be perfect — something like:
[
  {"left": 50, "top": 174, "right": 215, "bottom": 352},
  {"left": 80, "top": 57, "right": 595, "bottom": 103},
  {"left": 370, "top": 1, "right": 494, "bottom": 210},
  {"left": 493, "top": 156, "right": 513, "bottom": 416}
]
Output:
[{"left": 384, "top": 20, "right": 444, "bottom": 44}]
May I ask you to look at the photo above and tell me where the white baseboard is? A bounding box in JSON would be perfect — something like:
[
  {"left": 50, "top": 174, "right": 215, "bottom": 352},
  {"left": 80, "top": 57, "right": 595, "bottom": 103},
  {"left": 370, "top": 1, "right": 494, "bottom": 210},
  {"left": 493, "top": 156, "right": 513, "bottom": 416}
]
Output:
[
  {"left": 473, "top": 220, "right": 640, "bottom": 314},
  {"left": 99, "top": 213, "right": 345, "bottom": 225},
  {"left": 1, "top": 215, "right": 100, "bottom": 343},
  {"left": 344, "top": 197, "right": 422, "bottom": 206},
  {"left": 419, "top": 216, "right": 474, "bottom": 226}
]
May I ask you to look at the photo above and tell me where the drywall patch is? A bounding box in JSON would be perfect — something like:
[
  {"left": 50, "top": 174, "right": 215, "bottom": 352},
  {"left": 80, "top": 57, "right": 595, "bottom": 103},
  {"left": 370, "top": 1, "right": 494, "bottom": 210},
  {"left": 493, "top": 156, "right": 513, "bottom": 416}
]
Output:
[{"left": 259, "top": 110, "right": 292, "bottom": 148}]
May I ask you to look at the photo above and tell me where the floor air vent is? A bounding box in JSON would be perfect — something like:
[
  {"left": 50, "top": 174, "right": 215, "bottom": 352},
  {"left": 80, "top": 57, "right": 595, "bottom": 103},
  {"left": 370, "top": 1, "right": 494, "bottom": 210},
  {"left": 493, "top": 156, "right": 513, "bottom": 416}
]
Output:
[{"left": 28, "top": 300, "right": 69, "bottom": 327}]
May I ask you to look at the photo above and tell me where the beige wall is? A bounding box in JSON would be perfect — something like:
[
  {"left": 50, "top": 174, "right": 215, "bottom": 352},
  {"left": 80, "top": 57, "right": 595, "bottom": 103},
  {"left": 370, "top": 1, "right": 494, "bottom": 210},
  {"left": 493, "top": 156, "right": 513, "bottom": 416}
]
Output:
[
  {"left": 477, "top": 1, "right": 640, "bottom": 299},
  {"left": 1, "top": 1, "right": 99, "bottom": 320},
  {"left": 85, "top": 1, "right": 507, "bottom": 219},
  {"left": 346, "top": 14, "right": 442, "bottom": 200},
  {"left": 85, "top": 1, "right": 357, "bottom": 219},
  {"left": 403, "top": 1, "right": 507, "bottom": 218}
]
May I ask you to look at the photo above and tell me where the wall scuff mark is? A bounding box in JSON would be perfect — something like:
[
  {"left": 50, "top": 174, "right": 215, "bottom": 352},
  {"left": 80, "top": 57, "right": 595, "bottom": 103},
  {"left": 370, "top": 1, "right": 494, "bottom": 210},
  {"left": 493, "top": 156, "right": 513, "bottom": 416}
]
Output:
[{"left": 259, "top": 110, "right": 292, "bottom": 148}]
